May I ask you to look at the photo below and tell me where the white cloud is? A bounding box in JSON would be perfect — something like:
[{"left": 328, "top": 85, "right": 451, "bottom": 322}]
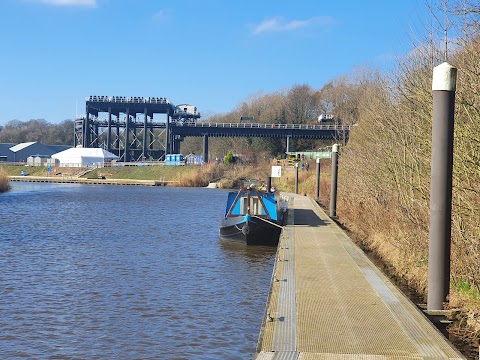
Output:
[
  {"left": 30, "top": 0, "right": 96, "bottom": 7},
  {"left": 152, "top": 9, "right": 174, "bottom": 23},
  {"left": 251, "top": 16, "right": 335, "bottom": 35}
]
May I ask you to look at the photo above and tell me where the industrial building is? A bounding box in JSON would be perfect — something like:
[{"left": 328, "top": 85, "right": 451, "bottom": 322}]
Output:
[{"left": 0, "top": 142, "right": 70, "bottom": 163}]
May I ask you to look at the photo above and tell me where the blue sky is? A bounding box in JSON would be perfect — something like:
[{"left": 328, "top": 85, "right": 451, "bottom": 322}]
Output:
[{"left": 0, "top": 0, "right": 428, "bottom": 124}]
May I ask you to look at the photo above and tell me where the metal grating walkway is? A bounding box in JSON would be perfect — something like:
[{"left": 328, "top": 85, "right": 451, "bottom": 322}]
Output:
[
  {"left": 271, "top": 227, "right": 298, "bottom": 359},
  {"left": 255, "top": 194, "right": 465, "bottom": 360}
]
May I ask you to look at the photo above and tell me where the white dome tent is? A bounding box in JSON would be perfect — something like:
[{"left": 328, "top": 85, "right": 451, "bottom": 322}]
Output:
[{"left": 52, "top": 148, "right": 119, "bottom": 167}]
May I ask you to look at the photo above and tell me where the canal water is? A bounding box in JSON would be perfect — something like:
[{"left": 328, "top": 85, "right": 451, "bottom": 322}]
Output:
[{"left": 0, "top": 183, "right": 276, "bottom": 359}]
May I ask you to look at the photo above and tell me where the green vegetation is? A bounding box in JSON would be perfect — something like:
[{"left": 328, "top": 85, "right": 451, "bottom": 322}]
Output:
[
  {"left": 0, "top": 165, "right": 49, "bottom": 177},
  {"left": 223, "top": 151, "right": 234, "bottom": 165},
  {"left": 455, "top": 280, "right": 480, "bottom": 301}
]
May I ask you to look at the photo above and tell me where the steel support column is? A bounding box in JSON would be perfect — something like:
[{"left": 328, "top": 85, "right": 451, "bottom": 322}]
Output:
[
  {"left": 116, "top": 119, "right": 120, "bottom": 156},
  {"left": 165, "top": 113, "right": 170, "bottom": 156},
  {"left": 173, "top": 137, "right": 181, "bottom": 154},
  {"left": 143, "top": 109, "right": 148, "bottom": 160},
  {"left": 94, "top": 122, "right": 99, "bottom": 147},
  {"left": 73, "top": 123, "right": 77, "bottom": 147},
  {"left": 125, "top": 109, "right": 130, "bottom": 161},
  {"left": 107, "top": 107, "right": 112, "bottom": 152},
  {"left": 84, "top": 104, "right": 89, "bottom": 147},
  {"left": 149, "top": 121, "right": 154, "bottom": 151},
  {"left": 203, "top": 134, "right": 209, "bottom": 163},
  {"left": 133, "top": 115, "right": 137, "bottom": 152}
]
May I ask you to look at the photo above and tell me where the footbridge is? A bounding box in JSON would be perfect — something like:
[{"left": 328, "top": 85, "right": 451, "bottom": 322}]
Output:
[
  {"left": 171, "top": 122, "right": 353, "bottom": 162},
  {"left": 74, "top": 95, "right": 353, "bottom": 162}
]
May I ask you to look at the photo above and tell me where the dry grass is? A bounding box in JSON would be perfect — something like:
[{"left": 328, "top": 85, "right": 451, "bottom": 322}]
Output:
[
  {"left": 331, "top": 30, "right": 480, "bottom": 346},
  {"left": 0, "top": 170, "right": 11, "bottom": 193},
  {"left": 175, "top": 164, "right": 222, "bottom": 187}
]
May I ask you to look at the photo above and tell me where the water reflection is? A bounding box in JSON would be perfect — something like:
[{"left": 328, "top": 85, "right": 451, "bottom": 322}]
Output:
[{"left": 0, "top": 183, "right": 275, "bottom": 359}]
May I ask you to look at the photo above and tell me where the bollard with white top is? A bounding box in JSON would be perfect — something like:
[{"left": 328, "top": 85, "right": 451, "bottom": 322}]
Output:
[
  {"left": 427, "top": 62, "right": 457, "bottom": 311},
  {"left": 295, "top": 163, "right": 299, "bottom": 194},
  {"left": 329, "top": 144, "right": 339, "bottom": 218},
  {"left": 315, "top": 157, "right": 321, "bottom": 201}
]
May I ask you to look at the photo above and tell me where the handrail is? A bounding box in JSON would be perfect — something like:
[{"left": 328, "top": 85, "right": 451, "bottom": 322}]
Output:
[
  {"left": 177, "top": 122, "right": 355, "bottom": 130},
  {"left": 80, "top": 119, "right": 355, "bottom": 131}
]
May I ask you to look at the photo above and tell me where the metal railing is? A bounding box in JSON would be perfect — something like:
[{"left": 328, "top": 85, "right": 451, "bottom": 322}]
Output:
[
  {"left": 86, "top": 96, "right": 171, "bottom": 104},
  {"left": 176, "top": 122, "right": 355, "bottom": 130}
]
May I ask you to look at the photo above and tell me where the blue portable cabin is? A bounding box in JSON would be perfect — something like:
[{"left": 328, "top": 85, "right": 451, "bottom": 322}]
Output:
[{"left": 165, "top": 154, "right": 185, "bottom": 166}]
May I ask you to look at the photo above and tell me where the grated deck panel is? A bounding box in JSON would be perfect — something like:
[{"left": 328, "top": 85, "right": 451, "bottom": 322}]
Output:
[{"left": 256, "top": 194, "right": 464, "bottom": 360}]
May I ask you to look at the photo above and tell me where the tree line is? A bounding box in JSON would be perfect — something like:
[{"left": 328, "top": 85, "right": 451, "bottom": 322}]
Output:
[
  {"left": 0, "top": 119, "right": 74, "bottom": 145},
  {"left": 181, "top": 81, "right": 361, "bottom": 161}
]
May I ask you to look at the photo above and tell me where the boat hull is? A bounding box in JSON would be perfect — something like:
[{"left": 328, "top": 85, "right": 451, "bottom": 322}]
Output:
[{"left": 219, "top": 216, "right": 282, "bottom": 246}]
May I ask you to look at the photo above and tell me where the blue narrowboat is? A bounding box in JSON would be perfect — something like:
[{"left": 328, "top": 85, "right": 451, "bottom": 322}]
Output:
[{"left": 219, "top": 184, "right": 287, "bottom": 246}]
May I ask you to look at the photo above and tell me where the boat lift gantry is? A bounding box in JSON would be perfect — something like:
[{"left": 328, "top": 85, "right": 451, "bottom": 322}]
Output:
[{"left": 75, "top": 96, "right": 200, "bottom": 162}]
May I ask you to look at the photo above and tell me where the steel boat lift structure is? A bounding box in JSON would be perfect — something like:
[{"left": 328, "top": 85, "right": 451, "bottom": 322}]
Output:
[
  {"left": 74, "top": 96, "right": 200, "bottom": 162},
  {"left": 75, "top": 96, "right": 354, "bottom": 163}
]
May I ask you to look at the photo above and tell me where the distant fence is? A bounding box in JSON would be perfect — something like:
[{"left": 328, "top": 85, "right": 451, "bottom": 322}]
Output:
[{"left": 0, "top": 160, "right": 211, "bottom": 168}]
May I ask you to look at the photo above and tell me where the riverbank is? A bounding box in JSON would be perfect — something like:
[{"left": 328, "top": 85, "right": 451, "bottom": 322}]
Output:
[
  {"left": 8, "top": 176, "right": 167, "bottom": 186},
  {"left": 0, "top": 164, "right": 224, "bottom": 187}
]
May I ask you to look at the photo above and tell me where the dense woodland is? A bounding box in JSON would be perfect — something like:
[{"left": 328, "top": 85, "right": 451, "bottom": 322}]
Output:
[{"left": 2, "top": 0, "right": 479, "bottom": 318}]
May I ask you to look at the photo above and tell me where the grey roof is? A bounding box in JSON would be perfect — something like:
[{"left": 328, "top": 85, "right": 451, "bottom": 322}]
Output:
[{"left": 9, "top": 142, "right": 37, "bottom": 152}]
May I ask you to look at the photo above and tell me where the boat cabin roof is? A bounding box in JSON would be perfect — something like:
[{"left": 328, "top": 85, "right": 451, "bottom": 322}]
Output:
[{"left": 225, "top": 187, "right": 278, "bottom": 220}]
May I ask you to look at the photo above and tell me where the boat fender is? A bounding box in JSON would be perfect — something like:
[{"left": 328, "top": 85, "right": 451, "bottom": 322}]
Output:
[{"left": 242, "top": 225, "right": 250, "bottom": 235}]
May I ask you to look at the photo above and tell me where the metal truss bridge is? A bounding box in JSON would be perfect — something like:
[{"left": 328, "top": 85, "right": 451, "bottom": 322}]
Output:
[{"left": 75, "top": 96, "right": 353, "bottom": 162}]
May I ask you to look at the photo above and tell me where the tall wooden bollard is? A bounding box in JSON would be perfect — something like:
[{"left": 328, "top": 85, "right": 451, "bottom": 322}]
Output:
[
  {"left": 427, "top": 62, "right": 457, "bottom": 311},
  {"left": 295, "top": 163, "right": 299, "bottom": 194},
  {"left": 315, "top": 157, "right": 321, "bottom": 201},
  {"left": 329, "top": 144, "right": 339, "bottom": 217}
]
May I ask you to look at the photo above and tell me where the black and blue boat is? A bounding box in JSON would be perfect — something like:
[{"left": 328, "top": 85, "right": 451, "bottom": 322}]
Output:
[{"left": 219, "top": 184, "right": 287, "bottom": 246}]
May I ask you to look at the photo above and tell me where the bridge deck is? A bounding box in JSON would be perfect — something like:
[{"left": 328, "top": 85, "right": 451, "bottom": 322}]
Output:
[{"left": 255, "top": 194, "right": 465, "bottom": 360}]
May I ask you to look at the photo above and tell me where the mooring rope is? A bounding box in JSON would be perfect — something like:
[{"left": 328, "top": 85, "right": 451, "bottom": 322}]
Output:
[{"left": 252, "top": 216, "right": 284, "bottom": 229}]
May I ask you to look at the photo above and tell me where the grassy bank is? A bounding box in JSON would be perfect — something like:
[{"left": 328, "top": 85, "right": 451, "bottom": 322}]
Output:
[
  {"left": 0, "top": 165, "right": 50, "bottom": 177},
  {"left": 0, "top": 162, "right": 330, "bottom": 192}
]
